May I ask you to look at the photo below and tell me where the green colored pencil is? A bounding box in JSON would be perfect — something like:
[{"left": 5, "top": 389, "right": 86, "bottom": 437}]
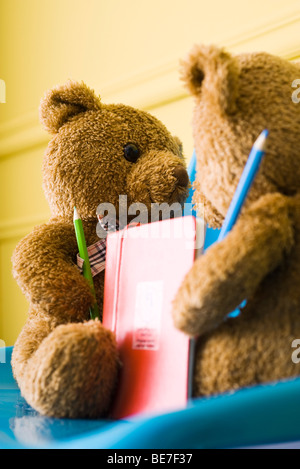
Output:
[{"left": 73, "top": 207, "right": 100, "bottom": 320}]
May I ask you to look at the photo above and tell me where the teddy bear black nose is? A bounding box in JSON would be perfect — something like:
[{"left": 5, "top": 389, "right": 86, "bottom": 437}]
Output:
[{"left": 173, "top": 166, "right": 189, "bottom": 188}]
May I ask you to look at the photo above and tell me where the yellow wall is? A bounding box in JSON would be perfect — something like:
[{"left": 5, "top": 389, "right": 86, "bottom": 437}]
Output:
[{"left": 0, "top": 0, "right": 300, "bottom": 345}]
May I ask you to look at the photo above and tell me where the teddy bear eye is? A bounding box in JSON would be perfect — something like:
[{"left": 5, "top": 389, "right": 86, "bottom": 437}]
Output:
[{"left": 123, "top": 143, "right": 140, "bottom": 163}]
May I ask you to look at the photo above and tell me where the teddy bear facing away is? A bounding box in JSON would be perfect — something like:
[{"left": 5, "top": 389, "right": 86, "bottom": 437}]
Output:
[
  {"left": 173, "top": 45, "right": 300, "bottom": 396},
  {"left": 11, "top": 80, "right": 189, "bottom": 419}
]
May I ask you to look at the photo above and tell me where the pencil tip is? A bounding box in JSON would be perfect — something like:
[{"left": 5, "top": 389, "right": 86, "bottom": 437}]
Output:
[
  {"left": 73, "top": 206, "right": 79, "bottom": 221},
  {"left": 254, "top": 129, "right": 269, "bottom": 152}
]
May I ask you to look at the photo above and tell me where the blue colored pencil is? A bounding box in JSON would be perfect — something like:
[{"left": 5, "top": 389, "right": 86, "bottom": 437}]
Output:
[
  {"left": 218, "top": 129, "right": 269, "bottom": 241},
  {"left": 218, "top": 129, "right": 269, "bottom": 317}
]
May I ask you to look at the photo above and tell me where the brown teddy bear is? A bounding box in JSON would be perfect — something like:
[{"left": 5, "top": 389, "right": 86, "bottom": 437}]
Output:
[
  {"left": 11, "top": 80, "right": 189, "bottom": 419},
  {"left": 173, "top": 45, "right": 300, "bottom": 397}
]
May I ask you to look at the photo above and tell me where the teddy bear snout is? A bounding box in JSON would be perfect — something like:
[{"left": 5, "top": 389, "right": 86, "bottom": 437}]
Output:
[{"left": 173, "top": 166, "right": 189, "bottom": 188}]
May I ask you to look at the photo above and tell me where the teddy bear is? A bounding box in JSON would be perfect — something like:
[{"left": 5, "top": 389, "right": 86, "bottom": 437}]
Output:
[
  {"left": 11, "top": 80, "right": 189, "bottom": 419},
  {"left": 173, "top": 44, "right": 300, "bottom": 397}
]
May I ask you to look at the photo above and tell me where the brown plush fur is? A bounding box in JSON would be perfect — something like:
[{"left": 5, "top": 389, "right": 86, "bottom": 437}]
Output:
[
  {"left": 173, "top": 45, "right": 300, "bottom": 396},
  {"left": 12, "top": 80, "right": 189, "bottom": 419}
]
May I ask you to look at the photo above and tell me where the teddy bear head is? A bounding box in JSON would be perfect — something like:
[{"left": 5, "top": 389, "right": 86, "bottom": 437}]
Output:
[
  {"left": 39, "top": 80, "right": 189, "bottom": 222},
  {"left": 181, "top": 45, "right": 300, "bottom": 228}
]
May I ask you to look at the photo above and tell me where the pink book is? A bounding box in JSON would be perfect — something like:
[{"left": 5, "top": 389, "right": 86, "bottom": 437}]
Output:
[{"left": 103, "top": 216, "right": 198, "bottom": 419}]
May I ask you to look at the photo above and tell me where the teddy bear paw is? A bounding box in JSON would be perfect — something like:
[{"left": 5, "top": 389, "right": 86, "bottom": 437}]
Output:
[{"left": 19, "top": 320, "right": 119, "bottom": 419}]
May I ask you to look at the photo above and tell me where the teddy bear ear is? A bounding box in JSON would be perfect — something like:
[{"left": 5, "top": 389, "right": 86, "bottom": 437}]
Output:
[
  {"left": 180, "top": 44, "right": 239, "bottom": 115},
  {"left": 39, "top": 80, "right": 102, "bottom": 134}
]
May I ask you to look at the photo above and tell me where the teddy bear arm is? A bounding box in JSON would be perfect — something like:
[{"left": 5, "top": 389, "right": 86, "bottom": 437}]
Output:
[
  {"left": 173, "top": 192, "right": 294, "bottom": 336},
  {"left": 12, "top": 222, "right": 95, "bottom": 323}
]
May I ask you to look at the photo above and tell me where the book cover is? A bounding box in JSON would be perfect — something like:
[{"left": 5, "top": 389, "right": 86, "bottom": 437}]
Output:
[{"left": 103, "top": 216, "right": 198, "bottom": 419}]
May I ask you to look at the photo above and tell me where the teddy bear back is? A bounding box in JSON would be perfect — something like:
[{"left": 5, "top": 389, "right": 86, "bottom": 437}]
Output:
[{"left": 181, "top": 45, "right": 300, "bottom": 223}]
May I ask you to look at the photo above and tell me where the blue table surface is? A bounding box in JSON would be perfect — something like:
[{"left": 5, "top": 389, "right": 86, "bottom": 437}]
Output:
[{"left": 1, "top": 346, "right": 300, "bottom": 449}]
